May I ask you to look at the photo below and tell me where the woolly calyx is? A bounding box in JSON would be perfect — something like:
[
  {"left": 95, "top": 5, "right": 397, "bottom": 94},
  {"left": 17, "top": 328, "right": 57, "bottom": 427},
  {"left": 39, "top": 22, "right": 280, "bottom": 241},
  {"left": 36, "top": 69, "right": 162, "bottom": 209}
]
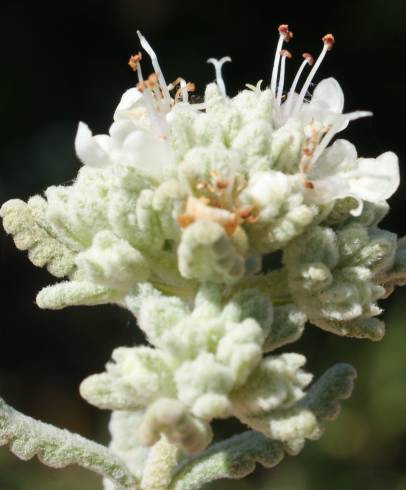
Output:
[
  {"left": 284, "top": 224, "right": 397, "bottom": 340},
  {"left": 80, "top": 286, "right": 272, "bottom": 428},
  {"left": 79, "top": 347, "right": 175, "bottom": 410},
  {"left": 79, "top": 286, "right": 353, "bottom": 457},
  {"left": 178, "top": 220, "right": 246, "bottom": 284},
  {"left": 263, "top": 304, "right": 307, "bottom": 352},
  {"left": 138, "top": 398, "right": 213, "bottom": 455},
  {"left": 75, "top": 230, "right": 150, "bottom": 290}
]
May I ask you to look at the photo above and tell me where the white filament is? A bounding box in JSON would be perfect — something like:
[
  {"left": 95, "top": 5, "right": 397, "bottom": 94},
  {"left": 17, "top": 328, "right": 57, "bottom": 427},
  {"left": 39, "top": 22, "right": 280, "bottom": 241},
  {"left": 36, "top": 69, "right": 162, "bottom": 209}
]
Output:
[
  {"left": 137, "top": 31, "right": 172, "bottom": 110},
  {"left": 134, "top": 49, "right": 168, "bottom": 137},
  {"left": 293, "top": 43, "right": 329, "bottom": 115},
  {"left": 270, "top": 34, "right": 284, "bottom": 95},
  {"left": 207, "top": 57, "right": 231, "bottom": 97},
  {"left": 283, "top": 58, "right": 309, "bottom": 117},
  {"left": 276, "top": 52, "right": 288, "bottom": 106},
  {"left": 311, "top": 111, "right": 372, "bottom": 166},
  {"left": 180, "top": 79, "right": 188, "bottom": 103}
]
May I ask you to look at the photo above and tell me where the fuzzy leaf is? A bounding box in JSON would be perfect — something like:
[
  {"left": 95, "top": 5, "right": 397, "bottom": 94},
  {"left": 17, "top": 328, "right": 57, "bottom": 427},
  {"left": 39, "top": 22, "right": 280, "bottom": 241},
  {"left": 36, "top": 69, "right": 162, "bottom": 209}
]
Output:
[
  {"left": 0, "top": 396, "right": 138, "bottom": 489},
  {"left": 36, "top": 280, "right": 121, "bottom": 310},
  {"left": 168, "top": 431, "right": 284, "bottom": 490},
  {"left": 0, "top": 198, "right": 76, "bottom": 278},
  {"left": 263, "top": 304, "right": 306, "bottom": 352}
]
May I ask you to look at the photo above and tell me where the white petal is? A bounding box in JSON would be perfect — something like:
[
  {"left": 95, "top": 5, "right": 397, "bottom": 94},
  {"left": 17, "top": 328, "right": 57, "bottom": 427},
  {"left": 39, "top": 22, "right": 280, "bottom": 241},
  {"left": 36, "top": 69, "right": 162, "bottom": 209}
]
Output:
[
  {"left": 94, "top": 134, "right": 113, "bottom": 154},
  {"left": 310, "top": 151, "right": 400, "bottom": 212},
  {"left": 309, "top": 139, "right": 357, "bottom": 180},
  {"left": 348, "top": 151, "right": 400, "bottom": 202},
  {"left": 113, "top": 88, "right": 144, "bottom": 121},
  {"left": 308, "top": 78, "right": 344, "bottom": 114},
  {"left": 335, "top": 109, "right": 373, "bottom": 133},
  {"left": 245, "top": 171, "right": 291, "bottom": 220},
  {"left": 74, "top": 122, "right": 111, "bottom": 168},
  {"left": 122, "top": 129, "right": 173, "bottom": 178},
  {"left": 109, "top": 120, "right": 135, "bottom": 142},
  {"left": 309, "top": 176, "right": 350, "bottom": 203}
]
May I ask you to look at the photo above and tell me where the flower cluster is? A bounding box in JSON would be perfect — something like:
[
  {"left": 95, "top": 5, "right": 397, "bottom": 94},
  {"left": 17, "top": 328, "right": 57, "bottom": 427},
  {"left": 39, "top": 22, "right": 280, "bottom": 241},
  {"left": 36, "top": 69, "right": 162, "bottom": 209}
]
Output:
[{"left": 1, "top": 25, "right": 405, "bottom": 490}]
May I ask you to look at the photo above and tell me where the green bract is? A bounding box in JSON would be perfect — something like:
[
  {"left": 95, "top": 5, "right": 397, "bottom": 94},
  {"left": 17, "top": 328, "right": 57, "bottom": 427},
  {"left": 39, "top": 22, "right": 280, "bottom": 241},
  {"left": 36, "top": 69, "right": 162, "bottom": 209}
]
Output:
[{"left": 1, "top": 26, "right": 405, "bottom": 490}]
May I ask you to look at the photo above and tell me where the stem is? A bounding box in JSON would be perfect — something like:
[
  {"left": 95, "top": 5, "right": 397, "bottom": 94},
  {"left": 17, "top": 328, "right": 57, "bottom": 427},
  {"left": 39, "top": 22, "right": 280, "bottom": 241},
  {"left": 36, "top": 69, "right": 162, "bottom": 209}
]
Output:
[{"left": 141, "top": 436, "right": 180, "bottom": 490}]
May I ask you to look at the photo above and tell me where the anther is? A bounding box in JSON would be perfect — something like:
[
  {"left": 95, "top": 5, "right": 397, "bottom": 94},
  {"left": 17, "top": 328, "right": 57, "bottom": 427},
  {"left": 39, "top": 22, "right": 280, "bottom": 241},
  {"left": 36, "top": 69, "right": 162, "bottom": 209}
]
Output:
[
  {"left": 302, "top": 53, "right": 314, "bottom": 65},
  {"left": 322, "top": 34, "right": 335, "bottom": 50},
  {"left": 271, "top": 24, "right": 293, "bottom": 96},
  {"left": 293, "top": 33, "right": 336, "bottom": 115},
  {"left": 128, "top": 52, "right": 142, "bottom": 72},
  {"left": 304, "top": 179, "right": 315, "bottom": 189},
  {"left": 137, "top": 31, "right": 172, "bottom": 110},
  {"left": 278, "top": 24, "right": 293, "bottom": 42},
  {"left": 186, "top": 82, "right": 196, "bottom": 93},
  {"left": 280, "top": 49, "right": 292, "bottom": 58},
  {"left": 283, "top": 52, "right": 314, "bottom": 117}
]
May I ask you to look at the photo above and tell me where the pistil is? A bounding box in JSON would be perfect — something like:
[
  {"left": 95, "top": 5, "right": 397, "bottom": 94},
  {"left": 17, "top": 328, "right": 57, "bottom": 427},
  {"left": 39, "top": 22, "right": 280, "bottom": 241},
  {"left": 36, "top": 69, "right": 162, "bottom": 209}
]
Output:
[{"left": 207, "top": 57, "right": 231, "bottom": 97}]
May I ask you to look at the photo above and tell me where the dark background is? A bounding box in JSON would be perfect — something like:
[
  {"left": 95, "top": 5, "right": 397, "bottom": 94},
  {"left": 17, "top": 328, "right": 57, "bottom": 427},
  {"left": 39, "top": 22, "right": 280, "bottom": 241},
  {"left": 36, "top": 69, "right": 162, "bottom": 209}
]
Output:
[{"left": 1, "top": 1, "right": 406, "bottom": 488}]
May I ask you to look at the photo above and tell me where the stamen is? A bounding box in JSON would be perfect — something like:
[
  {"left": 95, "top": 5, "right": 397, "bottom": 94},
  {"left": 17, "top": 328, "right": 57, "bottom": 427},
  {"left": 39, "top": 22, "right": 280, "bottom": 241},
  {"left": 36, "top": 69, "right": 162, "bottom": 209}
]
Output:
[
  {"left": 270, "top": 24, "right": 293, "bottom": 96},
  {"left": 311, "top": 110, "right": 371, "bottom": 165},
  {"left": 181, "top": 80, "right": 188, "bottom": 102},
  {"left": 186, "top": 82, "right": 196, "bottom": 93},
  {"left": 137, "top": 31, "right": 172, "bottom": 110},
  {"left": 167, "top": 77, "right": 183, "bottom": 91},
  {"left": 276, "top": 49, "right": 292, "bottom": 106},
  {"left": 207, "top": 56, "right": 231, "bottom": 97},
  {"left": 132, "top": 56, "right": 167, "bottom": 137},
  {"left": 293, "top": 34, "right": 335, "bottom": 115},
  {"left": 283, "top": 53, "right": 314, "bottom": 117},
  {"left": 128, "top": 52, "right": 142, "bottom": 72}
]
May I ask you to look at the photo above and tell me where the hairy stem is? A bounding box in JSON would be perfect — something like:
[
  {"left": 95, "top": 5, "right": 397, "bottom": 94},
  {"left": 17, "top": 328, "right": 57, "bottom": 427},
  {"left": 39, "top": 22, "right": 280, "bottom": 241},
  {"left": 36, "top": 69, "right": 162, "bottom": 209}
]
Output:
[{"left": 141, "top": 436, "right": 181, "bottom": 490}]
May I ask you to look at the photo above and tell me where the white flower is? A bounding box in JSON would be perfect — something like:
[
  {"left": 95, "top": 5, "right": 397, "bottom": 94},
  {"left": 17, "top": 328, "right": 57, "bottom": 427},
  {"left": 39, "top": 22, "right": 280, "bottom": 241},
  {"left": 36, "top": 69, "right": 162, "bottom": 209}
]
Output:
[
  {"left": 307, "top": 139, "right": 399, "bottom": 214},
  {"left": 75, "top": 92, "right": 175, "bottom": 179},
  {"left": 241, "top": 171, "right": 292, "bottom": 221},
  {"left": 72, "top": 25, "right": 399, "bottom": 244}
]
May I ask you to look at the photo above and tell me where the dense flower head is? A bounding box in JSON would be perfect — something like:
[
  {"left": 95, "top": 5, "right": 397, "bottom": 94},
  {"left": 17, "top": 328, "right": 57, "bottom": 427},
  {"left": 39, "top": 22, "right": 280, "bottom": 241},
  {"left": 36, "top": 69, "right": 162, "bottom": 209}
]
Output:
[{"left": 1, "top": 24, "right": 405, "bottom": 487}]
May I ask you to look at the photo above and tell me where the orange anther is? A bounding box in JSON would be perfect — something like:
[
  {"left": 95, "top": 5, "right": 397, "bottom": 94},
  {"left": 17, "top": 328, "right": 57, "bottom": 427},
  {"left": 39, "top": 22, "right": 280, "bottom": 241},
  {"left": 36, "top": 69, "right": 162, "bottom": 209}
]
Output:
[{"left": 322, "top": 34, "right": 335, "bottom": 50}]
